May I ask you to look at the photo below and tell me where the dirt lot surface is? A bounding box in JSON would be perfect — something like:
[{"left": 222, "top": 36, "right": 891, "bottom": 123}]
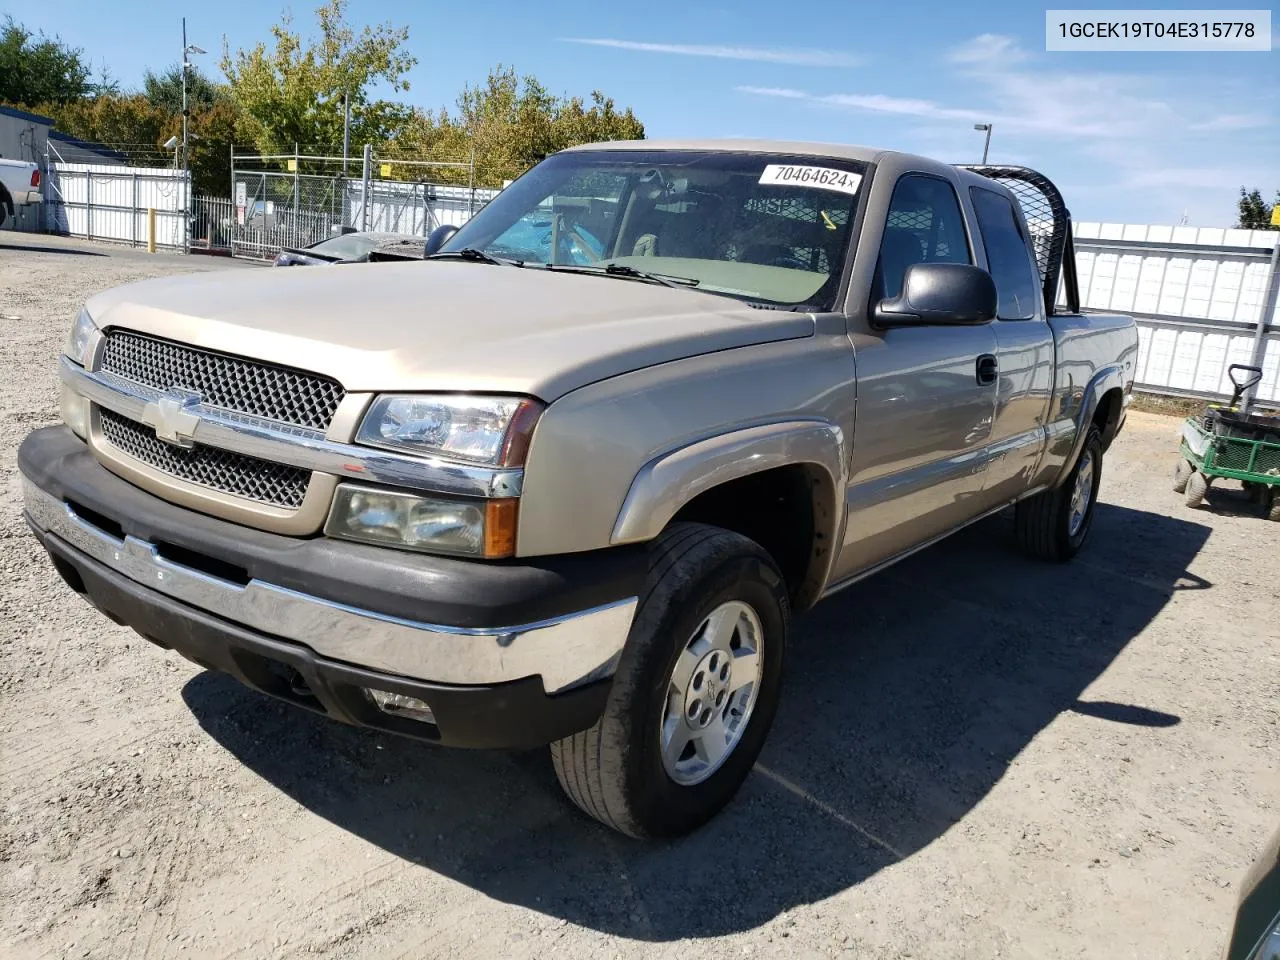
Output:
[{"left": 2, "top": 235, "right": 1277, "bottom": 959}]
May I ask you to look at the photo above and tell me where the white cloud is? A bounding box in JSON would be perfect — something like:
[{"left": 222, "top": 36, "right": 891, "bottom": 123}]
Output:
[
  {"left": 1191, "top": 113, "right": 1270, "bottom": 131},
  {"left": 947, "top": 33, "right": 1027, "bottom": 64},
  {"left": 560, "top": 38, "right": 861, "bottom": 67},
  {"left": 738, "top": 86, "right": 986, "bottom": 122},
  {"left": 739, "top": 32, "right": 1272, "bottom": 223}
]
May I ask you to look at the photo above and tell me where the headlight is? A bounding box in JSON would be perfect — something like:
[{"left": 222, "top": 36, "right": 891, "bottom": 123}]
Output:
[
  {"left": 355, "top": 394, "right": 543, "bottom": 466},
  {"left": 64, "top": 308, "right": 99, "bottom": 367},
  {"left": 325, "top": 484, "right": 517, "bottom": 558}
]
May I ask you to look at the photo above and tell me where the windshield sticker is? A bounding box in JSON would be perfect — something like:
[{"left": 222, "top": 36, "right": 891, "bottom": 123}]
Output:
[{"left": 758, "top": 165, "right": 862, "bottom": 196}]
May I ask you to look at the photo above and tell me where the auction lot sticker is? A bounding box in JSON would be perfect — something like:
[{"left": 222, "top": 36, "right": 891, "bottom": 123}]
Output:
[
  {"left": 1046, "top": 9, "right": 1271, "bottom": 51},
  {"left": 759, "top": 165, "right": 863, "bottom": 196}
]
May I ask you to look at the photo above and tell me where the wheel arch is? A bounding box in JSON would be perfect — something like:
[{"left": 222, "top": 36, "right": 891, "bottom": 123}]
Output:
[
  {"left": 610, "top": 421, "right": 846, "bottom": 610},
  {"left": 1052, "top": 365, "right": 1126, "bottom": 487}
]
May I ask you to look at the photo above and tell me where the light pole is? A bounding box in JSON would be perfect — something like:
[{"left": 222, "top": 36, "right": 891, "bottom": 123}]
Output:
[
  {"left": 974, "top": 123, "right": 993, "bottom": 165},
  {"left": 181, "top": 19, "right": 206, "bottom": 247}
]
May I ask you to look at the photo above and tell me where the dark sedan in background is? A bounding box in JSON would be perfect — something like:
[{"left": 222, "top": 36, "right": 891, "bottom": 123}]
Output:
[{"left": 273, "top": 231, "right": 425, "bottom": 266}]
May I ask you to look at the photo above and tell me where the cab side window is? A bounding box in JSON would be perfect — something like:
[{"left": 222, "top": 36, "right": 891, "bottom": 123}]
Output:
[
  {"left": 874, "top": 175, "right": 971, "bottom": 301},
  {"left": 970, "top": 187, "right": 1040, "bottom": 320}
]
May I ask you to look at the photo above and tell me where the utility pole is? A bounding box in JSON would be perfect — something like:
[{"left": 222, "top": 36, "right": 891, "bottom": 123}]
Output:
[
  {"left": 1243, "top": 238, "right": 1280, "bottom": 413},
  {"left": 342, "top": 93, "right": 351, "bottom": 177},
  {"left": 361, "top": 144, "right": 372, "bottom": 231},
  {"left": 181, "top": 18, "right": 188, "bottom": 178},
  {"left": 973, "top": 123, "right": 993, "bottom": 165},
  {"left": 181, "top": 20, "right": 206, "bottom": 250}
]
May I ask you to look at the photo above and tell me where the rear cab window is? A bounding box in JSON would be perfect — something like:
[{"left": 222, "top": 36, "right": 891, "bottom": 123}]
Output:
[{"left": 969, "top": 187, "right": 1041, "bottom": 320}]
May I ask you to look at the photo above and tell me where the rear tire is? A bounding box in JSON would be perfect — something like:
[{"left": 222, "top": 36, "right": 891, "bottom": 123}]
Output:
[
  {"left": 550, "top": 522, "right": 789, "bottom": 838},
  {"left": 1184, "top": 471, "right": 1208, "bottom": 508},
  {"left": 1172, "top": 459, "right": 1192, "bottom": 494},
  {"left": 1015, "top": 425, "right": 1103, "bottom": 562}
]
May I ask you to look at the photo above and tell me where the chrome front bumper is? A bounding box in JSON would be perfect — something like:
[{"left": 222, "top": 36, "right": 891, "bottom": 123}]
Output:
[{"left": 23, "top": 479, "right": 637, "bottom": 694}]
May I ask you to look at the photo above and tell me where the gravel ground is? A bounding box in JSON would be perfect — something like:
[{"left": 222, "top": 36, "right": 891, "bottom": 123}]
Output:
[{"left": 1, "top": 234, "right": 1277, "bottom": 960}]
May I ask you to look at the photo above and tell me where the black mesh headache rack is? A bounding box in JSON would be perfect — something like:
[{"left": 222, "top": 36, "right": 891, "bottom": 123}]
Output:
[{"left": 957, "top": 165, "right": 1082, "bottom": 317}]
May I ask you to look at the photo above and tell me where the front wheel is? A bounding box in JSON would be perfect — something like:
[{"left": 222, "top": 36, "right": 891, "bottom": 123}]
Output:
[
  {"left": 1172, "top": 458, "right": 1192, "bottom": 494},
  {"left": 1015, "top": 425, "right": 1103, "bottom": 562},
  {"left": 550, "top": 523, "right": 788, "bottom": 838},
  {"left": 1184, "top": 470, "right": 1208, "bottom": 508}
]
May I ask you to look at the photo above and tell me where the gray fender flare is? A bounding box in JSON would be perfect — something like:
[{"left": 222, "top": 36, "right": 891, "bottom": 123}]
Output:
[
  {"left": 610, "top": 420, "right": 847, "bottom": 603},
  {"left": 1052, "top": 364, "right": 1126, "bottom": 488}
]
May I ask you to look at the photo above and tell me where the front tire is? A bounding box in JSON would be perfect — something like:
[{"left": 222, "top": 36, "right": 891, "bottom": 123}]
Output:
[
  {"left": 1172, "top": 458, "right": 1192, "bottom": 493},
  {"left": 1015, "top": 425, "right": 1103, "bottom": 562},
  {"left": 550, "top": 522, "right": 789, "bottom": 838},
  {"left": 1184, "top": 471, "right": 1208, "bottom": 508}
]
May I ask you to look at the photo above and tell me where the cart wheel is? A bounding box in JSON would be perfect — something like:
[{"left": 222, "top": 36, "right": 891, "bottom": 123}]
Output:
[
  {"left": 1268, "top": 491, "right": 1280, "bottom": 523},
  {"left": 1172, "top": 459, "right": 1192, "bottom": 494},
  {"left": 1184, "top": 471, "right": 1209, "bottom": 508}
]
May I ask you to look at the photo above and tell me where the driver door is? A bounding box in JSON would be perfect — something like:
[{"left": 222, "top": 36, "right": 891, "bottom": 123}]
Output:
[{"left": 834, "top": 173, "right": 998, "bottom": 578}]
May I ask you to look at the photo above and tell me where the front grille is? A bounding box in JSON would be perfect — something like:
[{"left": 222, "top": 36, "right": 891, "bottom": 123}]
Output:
[
  {"left": 100, "top": 408, "right": 309, "bottom": 509},
  {"left": 100, "top": 330, "right": 344, "bottom": 431}
]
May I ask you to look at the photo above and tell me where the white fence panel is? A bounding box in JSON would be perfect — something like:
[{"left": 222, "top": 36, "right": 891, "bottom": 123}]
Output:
[
  {"left": 1074, "top": 222, "right": 1279, "bottom": 404},
  {"left": 45, "top": 163, "right": 189, "bottom": 249}
]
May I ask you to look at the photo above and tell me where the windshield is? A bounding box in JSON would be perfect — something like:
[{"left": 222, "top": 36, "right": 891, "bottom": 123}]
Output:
[{"left": 442, "top": 150, "right": 868, "bottom": 309}]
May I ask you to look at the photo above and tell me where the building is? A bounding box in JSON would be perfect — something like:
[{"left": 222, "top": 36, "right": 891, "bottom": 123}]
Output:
[{"left": 0, "top": 105, "right": 52, "bottom": 165}]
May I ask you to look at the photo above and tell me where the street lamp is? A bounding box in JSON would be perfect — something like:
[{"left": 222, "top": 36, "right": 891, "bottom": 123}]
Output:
[{"left": 974, "top": 123, "right": 993, "bottom": 165}]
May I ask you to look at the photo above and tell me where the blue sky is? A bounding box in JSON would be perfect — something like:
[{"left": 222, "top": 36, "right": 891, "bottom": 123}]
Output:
[{"left": 8, "top": 0, "right": 1278, "bottom": 225}]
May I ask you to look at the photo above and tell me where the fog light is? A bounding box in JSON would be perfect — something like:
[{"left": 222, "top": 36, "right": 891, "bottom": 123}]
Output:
[
  {"left": 60, "top": 383, "right": 88, "bottom": 440},
  {"left": 365, "top": 688, "right": 435, "bottom": 724}
]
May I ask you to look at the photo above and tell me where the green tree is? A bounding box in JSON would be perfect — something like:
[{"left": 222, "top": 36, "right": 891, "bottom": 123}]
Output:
[
  {"left": 392, "top": 66, "right": 644, "bottom": 187},
  {"left": 1236, "top": 187, "right": 1279, "bottom": 231},
  {"left": 43, "top": 95, "right": 172, "bottom": 160},
  {"left": 0, "top": 17, "right": 94, "bottom": 105},
  {"left": 221, "top": 0, "right": 416, "bottom": 156},
  {"left": 143, "top": 64, "right": 228, "bottom": 114}
]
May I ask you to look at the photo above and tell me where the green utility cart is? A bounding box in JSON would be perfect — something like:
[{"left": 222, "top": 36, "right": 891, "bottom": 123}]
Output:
[{"left": 1173, "top": 365, "right": 1280, "bottom": 521}]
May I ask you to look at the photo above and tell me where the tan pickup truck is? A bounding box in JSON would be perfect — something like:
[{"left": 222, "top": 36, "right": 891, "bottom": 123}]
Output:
[{"left": 20, "top": 140, "right": 1138, "bottom": 837}]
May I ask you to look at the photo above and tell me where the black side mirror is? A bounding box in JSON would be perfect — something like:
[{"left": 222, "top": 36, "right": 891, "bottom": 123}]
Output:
[
  {"left": 424, "top": 224, "right": 459, "bottom": 256},
  {"left": 874, "top": 262, "right": 997, "bottom": 327}
]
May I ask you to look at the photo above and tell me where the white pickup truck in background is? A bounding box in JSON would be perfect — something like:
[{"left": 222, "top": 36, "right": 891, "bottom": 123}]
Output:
[{"left": 0, "top": 157, "right": 42, "bottom": 229}]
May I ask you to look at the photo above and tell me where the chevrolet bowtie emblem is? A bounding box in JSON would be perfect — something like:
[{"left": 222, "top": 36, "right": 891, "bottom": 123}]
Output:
[{"left": 141, "top": 389, "right": 202, "bottom": 448}]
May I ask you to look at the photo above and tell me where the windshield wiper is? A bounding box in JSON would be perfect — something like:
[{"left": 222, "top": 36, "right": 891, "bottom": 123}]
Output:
[
  {"left": 543, "top": 262, "right": 699, "bottom": 289},
  {"left": 427, "top": 248, "right": 523, "bottom": 266},
  {"left": 603, "top": 263, "right": 700, "bottom": 288}
]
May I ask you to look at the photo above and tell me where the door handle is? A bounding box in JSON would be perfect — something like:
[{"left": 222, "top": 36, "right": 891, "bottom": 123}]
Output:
[{"left": 976, "top": 354, "right": 998, "bottom": 386}]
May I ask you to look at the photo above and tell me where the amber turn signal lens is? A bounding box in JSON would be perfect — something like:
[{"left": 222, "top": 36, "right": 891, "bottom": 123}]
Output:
[{"left": 483, "top": 499, "right": 518, "bottom": 558}]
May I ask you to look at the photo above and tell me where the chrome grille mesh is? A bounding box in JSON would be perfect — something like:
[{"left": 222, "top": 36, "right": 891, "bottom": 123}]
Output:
[
  {"left": 100, "top": 408, "right": 309, "bottom": 509},
  {"left": 99, "top": 330, "right": 344, "bottom": 430}
]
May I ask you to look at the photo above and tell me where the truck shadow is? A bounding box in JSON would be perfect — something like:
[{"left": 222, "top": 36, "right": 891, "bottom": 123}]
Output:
[{"left": 182, "top": 501, "right": 1211, "bottom": 941}]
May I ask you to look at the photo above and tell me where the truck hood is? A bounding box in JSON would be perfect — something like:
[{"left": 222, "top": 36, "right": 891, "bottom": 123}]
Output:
[{"left": 85, "top": 261, "right": 814, "bottom": 400}]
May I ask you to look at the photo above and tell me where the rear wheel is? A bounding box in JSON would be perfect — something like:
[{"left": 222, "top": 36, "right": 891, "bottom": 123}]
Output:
[
  {"left": 1015, "top": 425, "right": 1103, "bottom": 562},
  {"left": 550, "top": 522, "right": 788, "bottom": 838},
  {"left": 1184, "top": 471, "right": 1209, "bottom": 508}
]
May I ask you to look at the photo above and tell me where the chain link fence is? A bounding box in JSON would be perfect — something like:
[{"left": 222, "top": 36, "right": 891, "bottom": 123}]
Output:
[{"left": 216, "top": 148, "right": 499, "bottom": 260}]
